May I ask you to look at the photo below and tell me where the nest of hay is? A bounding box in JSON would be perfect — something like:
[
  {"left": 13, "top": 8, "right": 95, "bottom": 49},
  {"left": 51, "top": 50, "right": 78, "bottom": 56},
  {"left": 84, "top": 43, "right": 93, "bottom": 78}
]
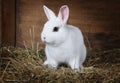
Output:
[{"left": 0, "top": 47, "right": 120, "bottom": 83}]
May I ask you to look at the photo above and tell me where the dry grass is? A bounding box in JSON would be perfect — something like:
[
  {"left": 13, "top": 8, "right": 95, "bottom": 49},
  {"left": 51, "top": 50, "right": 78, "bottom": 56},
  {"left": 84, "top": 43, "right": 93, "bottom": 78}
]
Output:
[
  {"left": 0, "top": 26, "right": 120, "bottom": 83},
  {"left": 0, "top": 47, "right": 120, "bottom": 83}
]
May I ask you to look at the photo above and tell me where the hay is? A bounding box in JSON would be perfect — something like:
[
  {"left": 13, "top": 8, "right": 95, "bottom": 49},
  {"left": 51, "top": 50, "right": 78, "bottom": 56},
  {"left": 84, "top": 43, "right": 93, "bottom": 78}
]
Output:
[{"left": 0, "top": 47, "right": 120, "bottom": 83}]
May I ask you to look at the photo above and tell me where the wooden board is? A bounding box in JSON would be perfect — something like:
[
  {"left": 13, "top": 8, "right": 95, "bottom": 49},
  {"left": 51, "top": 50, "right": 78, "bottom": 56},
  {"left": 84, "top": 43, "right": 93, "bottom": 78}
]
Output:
[
  {"left": 16, "top": 0, "right": 44, "bottom": 48},
  {"left": 0, "top": 0, "right": 1, "bottom": 43},
  {"left": 1, "top": 0, "right": 15, "bottom": 46},
  {"left": 16, "top": 0, "right": 120, "bottom": 49}
]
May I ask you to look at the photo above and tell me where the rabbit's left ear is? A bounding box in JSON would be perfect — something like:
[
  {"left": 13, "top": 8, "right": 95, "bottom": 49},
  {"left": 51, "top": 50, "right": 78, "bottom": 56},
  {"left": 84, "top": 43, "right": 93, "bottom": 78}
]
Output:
[
  {"left": 43, "top": 5, "right": 56, "bottom": 20},
  {"left": 58, "top": 5, "right": 69, "bottom": 24}
]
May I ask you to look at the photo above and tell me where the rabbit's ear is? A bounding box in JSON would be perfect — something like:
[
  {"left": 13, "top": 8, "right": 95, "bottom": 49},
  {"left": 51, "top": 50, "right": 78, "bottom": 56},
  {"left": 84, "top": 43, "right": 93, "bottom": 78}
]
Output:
[
  {"left": 58, "top": 5, "right": 69, "bottom": 24},
  {"left": 43, "top": 5, "right": 56, "bottom": 20}
]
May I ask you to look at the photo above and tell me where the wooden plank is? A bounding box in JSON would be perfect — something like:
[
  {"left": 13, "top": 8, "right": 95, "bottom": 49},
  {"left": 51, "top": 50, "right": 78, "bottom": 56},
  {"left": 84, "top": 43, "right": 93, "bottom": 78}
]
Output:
[
  {"left": 16, "top": 0, "right": 120, "bottom": 49},
  {"left": 16, "top": 0, "right": 43, "bottom": 47},
  {"left": 1, "top": 0, "right": 16, "bottom": 46},
  {"left": 0, "top": 0, "right": 1, "bottom": 44}
]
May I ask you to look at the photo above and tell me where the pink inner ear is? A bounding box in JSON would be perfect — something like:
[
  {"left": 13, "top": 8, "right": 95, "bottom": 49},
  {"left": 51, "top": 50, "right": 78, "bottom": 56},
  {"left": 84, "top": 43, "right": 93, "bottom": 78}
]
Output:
[{"left": 61, "top": 7, "right": 67, "bottom": 20}]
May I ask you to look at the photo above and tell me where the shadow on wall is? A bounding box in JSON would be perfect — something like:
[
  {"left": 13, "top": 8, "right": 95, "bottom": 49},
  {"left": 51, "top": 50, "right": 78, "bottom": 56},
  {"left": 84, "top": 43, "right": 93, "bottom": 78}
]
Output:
[{"left": 76, "top": 0, "right": 120, "bottom": 49}]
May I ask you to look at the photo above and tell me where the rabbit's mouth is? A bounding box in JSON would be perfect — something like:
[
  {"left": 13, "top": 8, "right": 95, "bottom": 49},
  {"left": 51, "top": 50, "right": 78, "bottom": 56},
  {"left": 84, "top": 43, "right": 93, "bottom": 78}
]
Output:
[
  {"left": 42, "top": 40, "right": 52, "bottom": 44},
  {"left": 42, "top": 37, "right": 62, "bottom": 46},
  {"left": 45, "top": 41, "right": 58, "bottom": 46},
  {"left": 46, "top": 41, "right": 55, "bottom": 45}
]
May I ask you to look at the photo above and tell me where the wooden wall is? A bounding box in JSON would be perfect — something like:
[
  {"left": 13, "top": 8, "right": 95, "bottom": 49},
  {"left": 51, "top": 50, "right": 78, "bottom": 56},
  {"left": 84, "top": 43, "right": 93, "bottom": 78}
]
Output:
[
  {"left": 16, "top": 0, "right": 120, "bottom": 49},
  {"left": 0, "top": 0, "right": 1, "bottom": 43},
  {"left": 16, "top": 0, "right": 43, "bottom": 47},
  {"left": 1, "top": 0, "right": 120, "bottom": 49},
  {"left": 1, "top": 0, "right": 15, "bottom": 46}
]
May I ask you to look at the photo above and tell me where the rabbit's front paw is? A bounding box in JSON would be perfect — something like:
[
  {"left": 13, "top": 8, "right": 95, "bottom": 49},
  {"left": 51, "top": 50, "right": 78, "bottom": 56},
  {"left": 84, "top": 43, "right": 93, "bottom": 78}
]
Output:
[
  {"left": 43, "top": 60, "right": 49, "bottom": 66},
  {"left": 43, "top": 60, "right": 58, "bottom": 70},
  {"left": 73, "top": 68, "right": 80, "bottom": 72},
  {"left": 73, "top": 65, "right": 84, "bottom": 73},
  {"left": 47, "top": 64, "right": 57, "bottom": 70}
]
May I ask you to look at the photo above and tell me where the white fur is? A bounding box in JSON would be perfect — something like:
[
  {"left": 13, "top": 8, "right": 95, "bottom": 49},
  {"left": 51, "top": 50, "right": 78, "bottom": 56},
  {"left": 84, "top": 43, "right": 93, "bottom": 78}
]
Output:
[{"left": 41, "top": 5, "right": 86, "bottom": 71}]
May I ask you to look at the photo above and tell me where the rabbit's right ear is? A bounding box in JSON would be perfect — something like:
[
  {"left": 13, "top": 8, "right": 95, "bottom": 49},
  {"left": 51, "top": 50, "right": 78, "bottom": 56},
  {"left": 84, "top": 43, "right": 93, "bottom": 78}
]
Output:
[
  {"left": 58, "top": 5, "right": 69, "bottom": 24},
  {"left": 43, "top": 5, "right": 56, "bottom": 20}
]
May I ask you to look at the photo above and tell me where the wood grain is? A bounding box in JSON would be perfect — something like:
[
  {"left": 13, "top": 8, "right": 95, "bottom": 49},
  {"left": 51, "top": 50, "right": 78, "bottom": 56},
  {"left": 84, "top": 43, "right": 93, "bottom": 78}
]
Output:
[
  {"left": 0, "top": 0, "right": 1, "bottom": 43},
  {"left": 15, "top": 0, "right": 120, "bottom": 49},
  {"left": 1, "top": 0, "right": 15, "bottom": 46}
]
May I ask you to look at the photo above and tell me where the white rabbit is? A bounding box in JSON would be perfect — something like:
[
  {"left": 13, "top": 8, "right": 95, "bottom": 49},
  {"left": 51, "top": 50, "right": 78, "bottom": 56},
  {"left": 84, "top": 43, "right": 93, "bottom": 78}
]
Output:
[{"left": 41, "top": 5, "right": 86, "bottom": 71}]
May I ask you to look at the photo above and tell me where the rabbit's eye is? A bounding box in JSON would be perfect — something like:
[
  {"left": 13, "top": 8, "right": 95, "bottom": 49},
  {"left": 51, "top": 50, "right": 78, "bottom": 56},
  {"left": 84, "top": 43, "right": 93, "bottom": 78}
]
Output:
[{"left": 53, "top": 27, "right": 59, "bottom": 32}]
